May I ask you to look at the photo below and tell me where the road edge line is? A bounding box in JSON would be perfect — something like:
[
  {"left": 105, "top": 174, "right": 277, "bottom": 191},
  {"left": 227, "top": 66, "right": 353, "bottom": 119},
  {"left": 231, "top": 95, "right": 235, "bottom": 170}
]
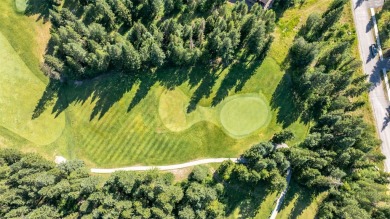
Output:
[{"left": 370, "top": 8, "right": 390, "bottom": 102}]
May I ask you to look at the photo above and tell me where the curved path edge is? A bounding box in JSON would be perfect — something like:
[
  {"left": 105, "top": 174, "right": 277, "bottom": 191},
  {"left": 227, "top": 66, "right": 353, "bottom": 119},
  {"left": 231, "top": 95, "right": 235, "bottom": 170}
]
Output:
[
  {"left": 269, "top": 167, "right": 292, "bottom": 219},
  {"left": 89, "top": 145, "right": 291, "bottom": 219},
  {"left": 91, "top": 158, "right": 239, "bottom": 173}
]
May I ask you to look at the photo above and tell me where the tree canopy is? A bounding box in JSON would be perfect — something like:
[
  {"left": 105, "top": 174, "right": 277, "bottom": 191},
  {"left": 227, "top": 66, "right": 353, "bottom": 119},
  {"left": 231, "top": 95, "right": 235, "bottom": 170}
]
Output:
[
  {"left": 0, "top": 141, "right": 289, "bottom": 218},
  {"left": 43, "top": 0, "right": 275, "bottom": 80},
  {"left": 284, "top": 0, "right": 390, "bottom": 217}
]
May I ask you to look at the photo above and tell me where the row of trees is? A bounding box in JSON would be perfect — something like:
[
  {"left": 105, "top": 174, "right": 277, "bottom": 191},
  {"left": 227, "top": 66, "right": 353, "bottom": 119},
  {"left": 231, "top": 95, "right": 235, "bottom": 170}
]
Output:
[
  {"left": 0, "top": 141, "right": 288, "bottom": 218},
  {"left": 43, "top": 0, "right": 275, "bottom": 79},
  {"left": 286, "top": 0, "right": 390, "bottom": 218}
]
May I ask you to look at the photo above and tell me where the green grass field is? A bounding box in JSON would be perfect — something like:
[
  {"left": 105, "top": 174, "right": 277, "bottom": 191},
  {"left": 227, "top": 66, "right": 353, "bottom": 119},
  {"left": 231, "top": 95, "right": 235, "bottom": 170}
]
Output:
[
  {"left": 276, "top": 180, "right": 328, "bottom": 219},
  {"left": 0, "top": 0, "right": 312, "bottom": 168},
  {"left": 219, "top": 94, "right": 270, "bottom": 137},
  {"left": 0, "top": 32, "right": 65, "bottom": 145},
  {"left": 0, "top": 0, "right": 307, "bottom": 167},
  {"left": 160, "top": 90, "right": 270, "bottom": 138}
]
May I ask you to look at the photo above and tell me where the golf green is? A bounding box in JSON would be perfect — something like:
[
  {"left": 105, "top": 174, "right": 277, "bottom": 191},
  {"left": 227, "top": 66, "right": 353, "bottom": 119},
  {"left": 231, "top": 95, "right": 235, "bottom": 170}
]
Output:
[
  {"left": 219, "top": 95, "right": 270, "bottom": 137},
  {"left": 14, "top": 0, "right": 26, "bottom": 13}
]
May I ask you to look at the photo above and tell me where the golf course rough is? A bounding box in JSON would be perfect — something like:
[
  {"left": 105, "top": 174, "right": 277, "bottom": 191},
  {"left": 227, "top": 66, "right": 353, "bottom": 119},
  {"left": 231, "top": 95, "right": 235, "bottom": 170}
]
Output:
[{"left": 159, "top": 89, "right": 270, "bottom": 138}]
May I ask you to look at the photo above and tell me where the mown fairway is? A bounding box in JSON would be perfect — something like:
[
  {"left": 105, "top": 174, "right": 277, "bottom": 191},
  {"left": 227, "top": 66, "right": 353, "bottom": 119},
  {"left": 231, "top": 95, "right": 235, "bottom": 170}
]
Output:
[
  {"left": 0, "top": 32, "right": 65, "bottom": 145},
  {"left": 0, "top": 0, "right": 309, "bottom": 168}
]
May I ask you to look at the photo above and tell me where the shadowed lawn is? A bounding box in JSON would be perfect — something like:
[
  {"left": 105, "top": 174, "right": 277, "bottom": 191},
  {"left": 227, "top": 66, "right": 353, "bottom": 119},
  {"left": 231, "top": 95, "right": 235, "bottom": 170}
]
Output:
[
  {"left": 224, "top": 183, "right": 277, "bottom": 219},
  {"left": 0, "top": 33, "right": 65, "bottom": 145},
  {"left": 0, "top": 0, "right": 50, "bottom": 82},
  {"left": 276, "top": 180, "right": 328, "bottom": 219}
]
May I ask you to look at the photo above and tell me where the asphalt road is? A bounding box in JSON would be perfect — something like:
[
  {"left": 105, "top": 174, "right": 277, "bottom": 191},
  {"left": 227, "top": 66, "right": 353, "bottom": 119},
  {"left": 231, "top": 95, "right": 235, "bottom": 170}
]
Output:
[{"left": 351, "top": 0, "right": 390, "bottom": 172}]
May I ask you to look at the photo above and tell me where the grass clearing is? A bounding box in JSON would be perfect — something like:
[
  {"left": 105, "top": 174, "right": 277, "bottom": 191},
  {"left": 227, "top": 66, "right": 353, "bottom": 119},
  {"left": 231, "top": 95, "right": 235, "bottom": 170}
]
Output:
[
  {"left": 225, "top": 186, "right": 277, "bottom": 219},
  {"left": 160, "top": 89, "right": 271, "bottom": 138},
  {"left": 272, "top": 175, "right": 327, "bottom": 218},
  {"left": 276, "top": 179, "right": 328, "bottom": 219}
]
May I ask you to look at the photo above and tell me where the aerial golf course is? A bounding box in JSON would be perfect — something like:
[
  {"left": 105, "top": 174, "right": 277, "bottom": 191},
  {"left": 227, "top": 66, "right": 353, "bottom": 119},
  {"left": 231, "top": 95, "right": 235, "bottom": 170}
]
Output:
[
  {"left": 0, "top": 0, "right": 336, "bottom": 168},
  {"left": 2, "top": 0, "right": 387, "bottom": 218}
]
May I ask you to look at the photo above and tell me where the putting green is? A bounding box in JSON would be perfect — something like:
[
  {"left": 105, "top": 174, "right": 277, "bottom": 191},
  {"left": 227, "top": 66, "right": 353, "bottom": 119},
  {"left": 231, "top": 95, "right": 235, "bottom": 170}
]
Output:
[
  {"left": 219, "top": 95, "right": 270, "bottom": 137},
  {"left": 14, "top": 0, "right": 26, "bottom": 13},
  {"left": 159, "top": 89, "right": 270, "bottom": 138},
  {"left": 0, "top": 32, "right": 65, "bottom": 145}
]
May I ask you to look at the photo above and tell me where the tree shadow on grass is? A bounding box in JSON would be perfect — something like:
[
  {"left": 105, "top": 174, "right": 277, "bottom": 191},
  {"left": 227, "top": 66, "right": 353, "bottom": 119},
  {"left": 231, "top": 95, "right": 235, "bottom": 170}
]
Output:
[
  {"left": 270, "top": 72, "right": 304, "bottom": 128},
  {"left": 32, "top": 73, "right": 139, "bottom": 120},
  {"left": 155, "top": 66, "right": 193, "bottom": 90},
  {"left": 211, "top": 38, "right": 272, "bottom": 106},
  {"left": 33, "top": 56, "right": 265, "bottom": 120},
  {"left": 24, "top": 0, "right": 56, "bottom": 23},
  {"left": 32, "top": 80, "right": 61, "bottom": 120},
  {"left": 127, "top": 74, "right": 157, "bottom": 112},
  {"left": 211, "top": 58, "right": 259, "bottom": 107},
  {"left": 187, "top": 72, "right": 219, "bottom": 113},
  {"left": 222, "top": 181, "right": 272, "bottom": 218},
  {"left": 32, "top": 64, "right": 209, "bottom": 120},
  {"left": 278, "top": 179, "right": 318, "bottom": 219}
]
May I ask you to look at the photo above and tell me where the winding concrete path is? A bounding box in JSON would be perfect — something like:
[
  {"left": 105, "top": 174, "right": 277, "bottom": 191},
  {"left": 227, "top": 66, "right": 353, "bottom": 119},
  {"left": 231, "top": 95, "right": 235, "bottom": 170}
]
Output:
[
  {"left": 269, "top": 167, "right": 292, "bottom": 219},
  {"left": 90, "top": 144, "right": 291, "bottom": 219},
  {"left": 91, "top": 158, "right": 240, "bottom": 173}
]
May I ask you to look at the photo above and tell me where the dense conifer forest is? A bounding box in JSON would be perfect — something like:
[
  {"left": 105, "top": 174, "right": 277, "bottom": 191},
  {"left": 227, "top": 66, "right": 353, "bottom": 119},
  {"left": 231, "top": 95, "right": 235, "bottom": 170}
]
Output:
[{"left": 43, "top": 0, "right": 275, "bottom": 79}]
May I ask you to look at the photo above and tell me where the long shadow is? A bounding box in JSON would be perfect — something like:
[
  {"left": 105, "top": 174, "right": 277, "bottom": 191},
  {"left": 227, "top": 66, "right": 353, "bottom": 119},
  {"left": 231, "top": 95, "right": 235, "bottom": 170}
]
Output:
[
  {"left": 155, "top": 66, "right": 194, "bottom": 90},
  {"left": 382, "top": 106, "right": 390, "bottom": 131},
  {"left": 211, "top": 39, "right": 272, "bottom": 106},
  {"left": 366, "top": 16, "right": 374, "bottom": 33},
  {"left": 89, "top": 74, "right": 138, "bottom": 120},
  {"left": 366, "top": 53, "right": 375, "bottom": 64},
  {"left": 368, "top": 58, "right": 388, "bottom": 90},
  {"left": 270, "top": 72, "right": 304, "bottom": 128},
  {"left": 211, "top": 57, "right": 261, "bottom": 106},
  {"left": 127, "top": 75, "right": 156, "bottom": 112},
  {"left": 187, "top": 72, "right": 218, "bottom": 113},
  {"left": 24, "top": 0, "right": 56, "bottom": 23},
  {"left": 33, "top": 73, "right": 140, "bottom": 120},
  {"left": 33, "top": 64, "right": 212, "bottom": 120},
  {"left": 222, "top": 181, "right": 272, "bottom": 218},
  {"left": 32, "top": 80, "right": 61, "bottom": 119},
  {"left": 278, "top": 179, "right": 317, "bottom": 218},
  {"left": 354, "top": 0, "right": 364, "bottom": 9}
]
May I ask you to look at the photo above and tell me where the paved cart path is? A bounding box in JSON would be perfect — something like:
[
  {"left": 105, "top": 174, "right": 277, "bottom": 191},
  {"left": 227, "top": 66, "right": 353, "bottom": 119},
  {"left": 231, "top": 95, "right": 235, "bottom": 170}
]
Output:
[{"left": 91, "top": 158, "right": 240, "bottom": 173}]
